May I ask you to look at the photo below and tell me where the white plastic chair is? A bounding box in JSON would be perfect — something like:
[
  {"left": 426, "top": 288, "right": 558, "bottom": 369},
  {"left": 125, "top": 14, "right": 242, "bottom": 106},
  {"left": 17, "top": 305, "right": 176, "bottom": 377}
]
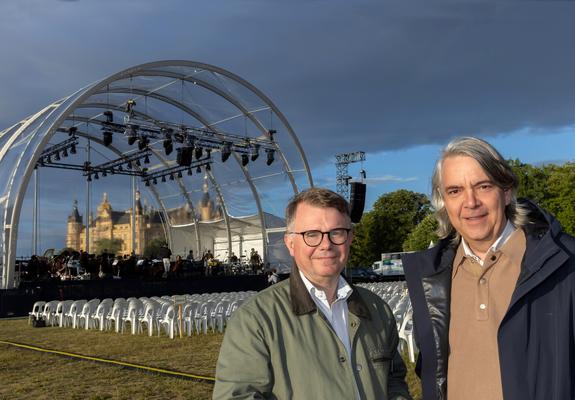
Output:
[
  {"left": 157, "top": 305, "right": 178, "bottom": 339},
  {"left": 28, "top": 301, "right": 46, "bottom": 324}
]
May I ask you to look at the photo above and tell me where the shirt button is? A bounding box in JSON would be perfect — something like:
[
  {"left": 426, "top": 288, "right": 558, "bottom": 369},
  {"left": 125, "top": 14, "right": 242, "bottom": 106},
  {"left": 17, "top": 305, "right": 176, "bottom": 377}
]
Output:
[
  {"left": 351, "top": 321, "right": 357, "bottom": 328},
  {"left": 479, "top": 278, "right": 487, "bottom": 285},
  {"left": 339, "top": 356, "right": 346, "bottom": 362},
  {"left": 490, "top": 255, "right": 497, "bottom": 261},
  {"left": 356, "top": 364, "right": 362, "bottom": 372},
  {"left": 479, "top": 303, "right": 487, "bottom": 310}
]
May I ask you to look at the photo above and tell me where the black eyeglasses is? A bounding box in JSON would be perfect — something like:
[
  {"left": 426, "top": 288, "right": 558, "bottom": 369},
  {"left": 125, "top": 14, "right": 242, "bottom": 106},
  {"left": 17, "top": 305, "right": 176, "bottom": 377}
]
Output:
[{"left": 288, "top": 228, "right": 351, "bottom": 247}]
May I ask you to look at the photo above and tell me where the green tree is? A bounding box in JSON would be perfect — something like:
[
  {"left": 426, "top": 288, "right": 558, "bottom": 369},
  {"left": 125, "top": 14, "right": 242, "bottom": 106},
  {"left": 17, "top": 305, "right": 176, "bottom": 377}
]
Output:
[
  {"left": 143, "top": 238, "right": 168, "bottom": 259},
  {"left": 403, "top": 213, "right": 439, "bottom": 251},
  {"left": 349, "top": 190, "right": 431, "bottom": 266},
  {"left": 94, "top": 238, "right": 123, "bottom": 255}
]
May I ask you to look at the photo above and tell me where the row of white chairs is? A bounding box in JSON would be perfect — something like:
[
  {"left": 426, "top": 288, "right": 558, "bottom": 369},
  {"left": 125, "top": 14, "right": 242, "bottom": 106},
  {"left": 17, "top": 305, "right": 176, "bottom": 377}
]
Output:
[
  {"left": 28, "top": 291, "right": 256, "bottom": 339},
  {"left": 358, "top": 282, "right": 417, "bottom": 362}
]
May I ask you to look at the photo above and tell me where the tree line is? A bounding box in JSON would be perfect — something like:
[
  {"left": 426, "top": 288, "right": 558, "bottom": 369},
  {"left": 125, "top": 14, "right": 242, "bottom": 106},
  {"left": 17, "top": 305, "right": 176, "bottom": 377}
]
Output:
[{"left": 349, "top": 160, "right": 575, "bottom": 267}]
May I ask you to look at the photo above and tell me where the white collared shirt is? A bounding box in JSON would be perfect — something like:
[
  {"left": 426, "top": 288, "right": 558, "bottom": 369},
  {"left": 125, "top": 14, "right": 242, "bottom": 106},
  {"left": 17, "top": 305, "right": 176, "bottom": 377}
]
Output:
[
  {"left": 298, "top": 270, "right": 353, "bottom": 357},
  {"left": 461, "top": 220, "right": 516, "bottom": 266}
]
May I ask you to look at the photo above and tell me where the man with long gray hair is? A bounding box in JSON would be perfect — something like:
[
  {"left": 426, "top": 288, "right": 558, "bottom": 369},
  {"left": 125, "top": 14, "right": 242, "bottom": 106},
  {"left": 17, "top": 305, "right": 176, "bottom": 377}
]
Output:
[{"left": 403, "top": 137, "right": 575, "bottom": 400}]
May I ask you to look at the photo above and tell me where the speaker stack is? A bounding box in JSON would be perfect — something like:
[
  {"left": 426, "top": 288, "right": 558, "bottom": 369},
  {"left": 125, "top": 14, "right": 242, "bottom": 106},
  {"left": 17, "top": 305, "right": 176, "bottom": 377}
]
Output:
[{"left": 349, "top": 182, "right": 366, "bottom": 223}]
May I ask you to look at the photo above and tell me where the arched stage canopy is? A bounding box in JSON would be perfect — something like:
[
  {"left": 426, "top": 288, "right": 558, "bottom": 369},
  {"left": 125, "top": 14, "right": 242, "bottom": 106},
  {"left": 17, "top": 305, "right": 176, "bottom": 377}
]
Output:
[{"left": 0, "top": 60, "right": 312, "bottom": 289}]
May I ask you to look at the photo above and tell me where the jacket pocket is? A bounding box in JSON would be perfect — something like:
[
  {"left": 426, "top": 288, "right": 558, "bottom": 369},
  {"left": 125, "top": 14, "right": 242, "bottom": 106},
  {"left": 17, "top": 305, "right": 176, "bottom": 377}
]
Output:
[{"left": 370, "top": 347, "right": 393, "bottom": 364}]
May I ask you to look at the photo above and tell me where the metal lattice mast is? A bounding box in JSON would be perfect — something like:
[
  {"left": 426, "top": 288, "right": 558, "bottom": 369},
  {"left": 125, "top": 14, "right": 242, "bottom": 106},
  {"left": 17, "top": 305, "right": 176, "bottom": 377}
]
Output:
[{"left": 335, "top": 151, "right": 365, "bottom": 199}]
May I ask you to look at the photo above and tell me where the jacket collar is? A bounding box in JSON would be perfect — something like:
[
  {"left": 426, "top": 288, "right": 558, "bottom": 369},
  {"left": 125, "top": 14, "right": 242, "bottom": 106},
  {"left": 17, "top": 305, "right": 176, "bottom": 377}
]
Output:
[{"left": 289, "top": 263, "right": 371, "bottom": 320}]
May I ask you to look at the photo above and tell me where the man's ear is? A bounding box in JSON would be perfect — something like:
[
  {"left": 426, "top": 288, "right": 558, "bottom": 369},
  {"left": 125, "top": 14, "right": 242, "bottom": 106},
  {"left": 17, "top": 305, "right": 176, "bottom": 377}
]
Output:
[{"left": 284, "top": 233, "right": 295, "bottom": 257}]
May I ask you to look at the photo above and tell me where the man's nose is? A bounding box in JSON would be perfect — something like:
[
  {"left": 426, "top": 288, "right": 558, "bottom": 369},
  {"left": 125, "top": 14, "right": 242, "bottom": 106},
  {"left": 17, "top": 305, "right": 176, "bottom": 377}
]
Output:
[
  {"left": 318, "top": 232, "right": 333, "bottom": 249},
  {"left": 464, "top": 189, "right": 479, "bottom": 208}
]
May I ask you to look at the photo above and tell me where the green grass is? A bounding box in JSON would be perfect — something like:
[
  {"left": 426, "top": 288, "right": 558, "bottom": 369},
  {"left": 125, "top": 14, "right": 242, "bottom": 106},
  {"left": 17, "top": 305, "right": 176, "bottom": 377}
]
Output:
[{"left": 0, "top": 318, "right": 421, "bottom": 399}]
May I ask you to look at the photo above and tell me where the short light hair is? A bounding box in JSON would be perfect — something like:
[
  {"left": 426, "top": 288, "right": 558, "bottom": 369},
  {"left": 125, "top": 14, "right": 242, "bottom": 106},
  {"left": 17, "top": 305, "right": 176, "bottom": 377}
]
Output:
[
  {"left": 285, "top": 188, "right": 350, "bottom": 230},
  {"left": 432, "top": 136, "right": 530, "bottom": 239}
]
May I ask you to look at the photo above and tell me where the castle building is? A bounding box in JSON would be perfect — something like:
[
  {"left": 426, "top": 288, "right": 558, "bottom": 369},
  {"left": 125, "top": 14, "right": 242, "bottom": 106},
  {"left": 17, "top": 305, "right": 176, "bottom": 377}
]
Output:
[{"left": 66, "top": 176, "right": 222, "bottom": 256}]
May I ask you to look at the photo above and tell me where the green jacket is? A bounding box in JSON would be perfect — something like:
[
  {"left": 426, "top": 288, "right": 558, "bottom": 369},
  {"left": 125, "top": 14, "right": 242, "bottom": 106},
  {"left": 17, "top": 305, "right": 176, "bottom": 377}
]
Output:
[{"left": 213, "top": 266, "right": 412, "bottom": 399}]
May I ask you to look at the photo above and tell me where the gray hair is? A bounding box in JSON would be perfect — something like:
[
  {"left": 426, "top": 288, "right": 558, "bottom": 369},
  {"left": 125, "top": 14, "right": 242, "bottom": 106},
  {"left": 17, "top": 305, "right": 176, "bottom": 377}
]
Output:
[
  {"left": 431, "top": 136, "right": 530, "bottom": 239},
  {"left": 285, "top": 188, "right": 350, "bottom": 230}
]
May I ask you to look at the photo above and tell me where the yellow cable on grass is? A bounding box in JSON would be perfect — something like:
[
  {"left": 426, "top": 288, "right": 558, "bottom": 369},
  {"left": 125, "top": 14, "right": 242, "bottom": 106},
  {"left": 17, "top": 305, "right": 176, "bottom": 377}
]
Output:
[{"left": 0, "top": 339, "right": 215, "bottom": 383}]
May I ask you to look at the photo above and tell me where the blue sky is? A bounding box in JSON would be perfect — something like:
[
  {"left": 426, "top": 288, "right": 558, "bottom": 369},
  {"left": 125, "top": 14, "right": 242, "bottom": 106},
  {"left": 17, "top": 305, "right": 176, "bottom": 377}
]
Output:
[{"left": 2, "top": 0, "right": 575, "bottom": 255}]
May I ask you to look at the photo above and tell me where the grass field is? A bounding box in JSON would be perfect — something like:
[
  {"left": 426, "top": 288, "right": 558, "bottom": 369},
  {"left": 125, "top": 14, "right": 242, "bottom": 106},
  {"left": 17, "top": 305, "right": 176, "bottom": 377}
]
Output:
[{"left": 0, "top": 318, "right": 421, "bottom": 399}]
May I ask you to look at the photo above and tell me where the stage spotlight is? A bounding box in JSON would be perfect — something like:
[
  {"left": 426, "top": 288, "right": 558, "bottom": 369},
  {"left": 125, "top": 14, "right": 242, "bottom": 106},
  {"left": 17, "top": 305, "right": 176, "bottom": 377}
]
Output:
[
  {"left": 221, "top": 142, "right": 231, "bottom": 162},
  {"left": 70, "top": 144, "right": 76, "bottom": 154},
  {"left": 138, "top": 135, "right": 149, "bottom": 151},
  {"left": 196, "top": 165, "right": 202, "bottom": 174},
  {"left": 268, "top": 129, "right": 276, "bottom": 141},
  {"left": 206, "top": 163, "right": 211, "bottom": 171},
  {"left": 145, "top": 180, "right": 150, "bottom": 187},
  {"left": 104, "top": 111, "right": 114, "bottom": 123},
  {"left": 266, "top": 149, "right": 275, "bottom": 166},
  {"left": 126, "top": 125, "right": 138, "bottom": 145},
  {"left": 194, "top": 146, "right": 203, "bottom": 160},
  {"left": 62, "top": 148, "right": 68, "bottom": 158},
  {"left": 87, "top": 174, "right": 92, "bottom": 182},
  {"left": 135, "top": 159, "right": 141, "bottom": 167},
  {"left": 187, "top": 168, "right": 192, "bottom": 176},
  {"left": 169, "top": 173, "right": 175, "bottom": 181},
  {"left": 46, "top": 155, "right": 51, "bottom": 163},
  {"left": 241, "top": 154, "right": 249, "bottom": 167},
  {"left": 161, "top": 175, "right": 166, "bottom": 183},
  {"left": 177, "top": 171, "right": 183, "bottom": 178},
  {"left": 94, "top": 172, "right": 99, "bottom": 180},
  {"left": 250, "top": 144, "right": 260, "bottom": 162},
  {"left": 54, "top": 152, "right": 61, "bottom": 161},
  {"left": 103, "top": 131, "right": 113, "bottom": 147},
  {"left": 176, "top": 147, "right": 193, "bottom": 167},
  {"left": 144, "top": 154, "right": 150, "bottom": 164},
  {"left": 68, "top": 127, "right": 77, "bottom": 136},
  {"left": 163, "top": 138, "right": 173, "bottom": 156},
  {"left": 102, "top": 170, "right": 107, "bottom": 177},
  {"left": 153, "top": 178, "right": 158, "bottom": 185}
]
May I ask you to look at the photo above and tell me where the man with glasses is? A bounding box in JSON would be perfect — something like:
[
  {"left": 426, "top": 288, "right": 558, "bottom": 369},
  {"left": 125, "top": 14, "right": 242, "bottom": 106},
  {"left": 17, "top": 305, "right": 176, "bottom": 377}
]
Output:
[{"left": 214, "top": 188, "right": 411, "bottom": 400}]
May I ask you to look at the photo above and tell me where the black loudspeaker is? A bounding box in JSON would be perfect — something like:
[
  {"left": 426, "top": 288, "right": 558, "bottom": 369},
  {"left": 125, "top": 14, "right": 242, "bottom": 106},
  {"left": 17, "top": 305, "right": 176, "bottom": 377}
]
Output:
[
  {"left": 176, "top": 147, "right": 192, "bottom": 167},
  {"left": 349, "top": 182, "right": 366, "bottom": 223}
]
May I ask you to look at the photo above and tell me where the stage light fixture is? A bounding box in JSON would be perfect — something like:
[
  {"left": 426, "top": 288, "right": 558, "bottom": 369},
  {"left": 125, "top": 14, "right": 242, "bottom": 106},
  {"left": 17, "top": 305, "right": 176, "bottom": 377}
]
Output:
[
  {"left": 187, "top": 168, "right": 192, "bottom": 176},
  {"left": 250, "top": 144, "right": 260, "bottom": 162},
  {"left": 46, "top": 155, "right": 51, "bottom": 163},
  {"left": 206, "top": 163, "right": 211, "bottom": 171},
  {"left": 144, "top": 154, "right": 150, "bottom": 164},
  {"left": 163, "top": 138, "right": 173, "bottom": 156},
  {"left": 153, "top": 178, "right": 158, "bottom": 185},
  {"left": 104, "top": 111, "right": 114, "bottom": 123},
  {"left": 118, "top": 165, "right": 123, "bottom": 172},
  {"left": 70, "top": 144, "right": 76, "bottom": 154},
  {"left": 266, "top": 149, "right": 275, "bottom": 166},
  {"left": 196, "top": 165, "right": 202, "bottom": 174},
  {"left": 54, "top": 152, "right": 61, "bottom": 161},
  {"left": 268, "top": 129, "right": 276, "bottom": 141},
  {"left": 145, "top": 180, "right": 150, "bottom": 187},
  {"left": 161, "top": 175, "right": 166, "bottom": 183},
  {"left": 126, "top": 125, "right": 138, "bottom": 145},
  {"left": 241, "top": 154, "right": 249, "bottom": 167},
  {"left": 87, "top": 174, "right": 92, "bottom": 182},
  {"left": 135, "top": 159, "right": 141, "bottom": 167},
  {"left": 103, "top": 131, "right": 113, "bottom": 147},
  {"left": 169, "top": 173, "right": 175, "bottom": 181},
  {"left": 194, "top": 146, "right": 203, "bottom": 160},
  {"left": 177, "top": 171, "right": 183, "bottom": 178},
  {"left": 68, "top": 126, "right": 77, "bottom": 136},
  {"left": 62, "top": 148, "right": 68, "bottom": 158},
  {"left": 102, "top": 170, "right": 107, "bottom": 177},
  {"left": 94, "top": 172, "right": 99, "bottom": 180},
  {"left": 138, "top": 135, "right": 149, "bottom": 151},
  {"left": 221, "top": 142, "right": 232, "bottom": 162}
]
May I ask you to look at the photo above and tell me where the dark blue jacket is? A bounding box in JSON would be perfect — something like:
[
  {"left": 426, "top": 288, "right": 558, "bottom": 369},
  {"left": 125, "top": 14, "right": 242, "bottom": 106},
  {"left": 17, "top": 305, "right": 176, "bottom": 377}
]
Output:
[{"left": 403, "top": 200, "right": 575, "bottom": 400}]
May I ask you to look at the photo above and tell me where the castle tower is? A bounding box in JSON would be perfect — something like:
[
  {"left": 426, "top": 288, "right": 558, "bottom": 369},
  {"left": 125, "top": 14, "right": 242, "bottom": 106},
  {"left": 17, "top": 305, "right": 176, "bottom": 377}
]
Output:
[
  {"left": 134, "top": 190, "right": 145, "bottom": 255},
  {"left": 66, "top": 200, "right": 83, "bottom": 250},
  {"left": 95, "top": 192, "right": 113, "bottom": 241}
]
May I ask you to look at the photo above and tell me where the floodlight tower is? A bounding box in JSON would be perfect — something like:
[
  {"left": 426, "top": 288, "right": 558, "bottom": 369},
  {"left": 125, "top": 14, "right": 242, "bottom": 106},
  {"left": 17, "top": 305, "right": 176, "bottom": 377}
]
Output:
[{"left": 335, "top": 151, "right": 365, "bottom": 199}]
